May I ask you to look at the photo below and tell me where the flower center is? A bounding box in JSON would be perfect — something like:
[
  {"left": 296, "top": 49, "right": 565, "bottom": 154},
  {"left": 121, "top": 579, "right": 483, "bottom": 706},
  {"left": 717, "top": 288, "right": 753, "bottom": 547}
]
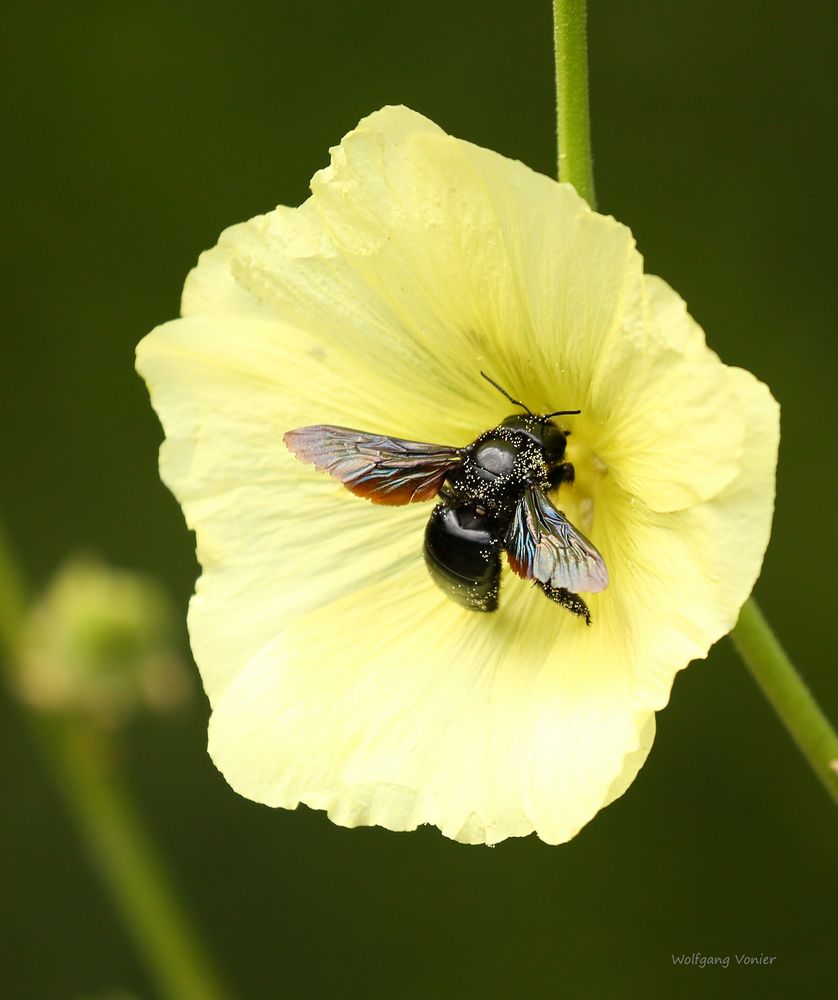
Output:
[{"left": 564, "top": 438, "right": 608, "bottom": 535}]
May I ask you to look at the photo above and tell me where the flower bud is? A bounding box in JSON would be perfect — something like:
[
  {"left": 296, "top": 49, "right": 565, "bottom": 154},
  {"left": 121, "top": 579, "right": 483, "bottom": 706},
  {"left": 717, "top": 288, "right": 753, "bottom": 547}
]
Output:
[{"left": 18, "top": 556, "right": 190, "bottom": 725}]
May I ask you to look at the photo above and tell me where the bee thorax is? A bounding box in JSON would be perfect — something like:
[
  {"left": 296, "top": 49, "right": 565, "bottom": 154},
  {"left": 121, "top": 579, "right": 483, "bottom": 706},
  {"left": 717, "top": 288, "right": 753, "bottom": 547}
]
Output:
[{"left": 448, "top": 428, "right": 549, "bottom": 515}]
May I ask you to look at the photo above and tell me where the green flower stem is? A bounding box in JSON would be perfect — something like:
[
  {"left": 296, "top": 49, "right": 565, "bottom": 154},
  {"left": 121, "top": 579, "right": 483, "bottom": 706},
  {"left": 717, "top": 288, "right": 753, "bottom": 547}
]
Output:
[
  {"left": 731, "top": 599, "right": 838, "bottom": 805},
  {"left": 553, "top": 0, "right": 596, "bottom": 207},
  {"left": 553, "top": 4, "right": 838, "bottom": 807},
  {"left": 0, "top": 523, "right": 231, "bottom": 1000},
  {"left": 41, "top": 722, "right": 230, "bottom": 1000}
]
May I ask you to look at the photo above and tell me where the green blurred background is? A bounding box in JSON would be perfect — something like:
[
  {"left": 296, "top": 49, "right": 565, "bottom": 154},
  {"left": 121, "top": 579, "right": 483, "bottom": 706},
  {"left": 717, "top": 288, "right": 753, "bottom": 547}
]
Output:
[{"left": 2, "top": 1, "right": 836, "bottom": 997}]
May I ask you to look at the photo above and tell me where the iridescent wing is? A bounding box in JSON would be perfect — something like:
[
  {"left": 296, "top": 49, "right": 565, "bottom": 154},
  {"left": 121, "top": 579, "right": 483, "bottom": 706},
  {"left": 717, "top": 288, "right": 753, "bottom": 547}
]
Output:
[
  {"left": 284, "top": 425, "right": 462, "bottom": 505},
  {"left": 505, "top": 485, "right": 608, "bottom": 593}
]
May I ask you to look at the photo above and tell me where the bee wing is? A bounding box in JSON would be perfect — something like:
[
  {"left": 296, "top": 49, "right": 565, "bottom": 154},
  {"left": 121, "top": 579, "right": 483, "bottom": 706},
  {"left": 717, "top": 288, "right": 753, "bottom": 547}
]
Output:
[
  {"left": 505, "top": 485, "right": 608, "bottom": 593},
  {"left": 284, "top": 425, "right": 462, "bottom": 505}
]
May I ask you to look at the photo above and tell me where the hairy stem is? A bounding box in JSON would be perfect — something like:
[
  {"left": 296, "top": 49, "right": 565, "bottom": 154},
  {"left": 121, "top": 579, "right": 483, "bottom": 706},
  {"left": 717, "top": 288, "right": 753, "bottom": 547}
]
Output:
[
  {"left": 731, "top": 599, "right": 838, "bottom": 805},
  {"left": 553, "top": 0, "right": 596, "bottom": 205},
  {"left": 0, "top": 521, "right": 230, "bottom": 1000}
]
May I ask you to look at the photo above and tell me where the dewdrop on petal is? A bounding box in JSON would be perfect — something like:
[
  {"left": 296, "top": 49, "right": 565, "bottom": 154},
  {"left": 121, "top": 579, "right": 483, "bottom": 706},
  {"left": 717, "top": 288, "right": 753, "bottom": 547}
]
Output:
[
  {"left": 18, "top": 556, "right": 190, "bottom": 726},
  {"left": 137, "top": 106, "right": 779, "bottom": 844}
]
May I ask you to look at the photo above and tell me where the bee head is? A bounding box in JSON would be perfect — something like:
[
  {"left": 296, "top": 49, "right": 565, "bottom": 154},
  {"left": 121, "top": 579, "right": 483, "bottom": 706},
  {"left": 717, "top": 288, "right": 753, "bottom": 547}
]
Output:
[{"left": 498, "top": 412, "right": 569, "bottom": 462}]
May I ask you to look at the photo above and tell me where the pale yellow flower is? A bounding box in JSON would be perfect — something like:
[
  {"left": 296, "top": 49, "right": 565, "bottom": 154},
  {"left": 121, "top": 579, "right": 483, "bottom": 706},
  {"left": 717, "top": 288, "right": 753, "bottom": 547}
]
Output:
[{"left": 136, "top": 106, "right": 778, "bottom": 845}]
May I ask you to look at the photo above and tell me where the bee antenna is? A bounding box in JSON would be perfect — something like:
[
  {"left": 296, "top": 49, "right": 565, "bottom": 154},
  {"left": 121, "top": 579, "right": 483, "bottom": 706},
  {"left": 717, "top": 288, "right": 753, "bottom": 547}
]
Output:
[
  {"left": 542, "top": 408, "right": 582, "bottom": 418},
  {"left": 480, "top": 371, "right": 533, "bottom": 416}
]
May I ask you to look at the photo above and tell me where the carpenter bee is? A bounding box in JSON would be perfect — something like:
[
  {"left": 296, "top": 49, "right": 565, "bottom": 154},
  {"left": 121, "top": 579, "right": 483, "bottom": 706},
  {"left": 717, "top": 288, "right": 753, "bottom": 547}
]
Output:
[{"left": 284, "top": 373, "right": 608, "bottom": 623}]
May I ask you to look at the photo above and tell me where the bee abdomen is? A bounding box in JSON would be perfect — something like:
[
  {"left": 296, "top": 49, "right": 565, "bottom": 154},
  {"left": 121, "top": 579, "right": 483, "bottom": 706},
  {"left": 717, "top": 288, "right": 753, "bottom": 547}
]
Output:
[{"left": 423, "top": 504, "right": 501, "bottom": 612}]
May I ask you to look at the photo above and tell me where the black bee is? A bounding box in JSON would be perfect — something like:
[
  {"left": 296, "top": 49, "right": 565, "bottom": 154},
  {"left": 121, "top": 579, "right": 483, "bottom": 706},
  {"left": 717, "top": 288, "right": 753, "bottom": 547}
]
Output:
[{"left": 284, "top": 373, "right": 608, "bottom": 623}]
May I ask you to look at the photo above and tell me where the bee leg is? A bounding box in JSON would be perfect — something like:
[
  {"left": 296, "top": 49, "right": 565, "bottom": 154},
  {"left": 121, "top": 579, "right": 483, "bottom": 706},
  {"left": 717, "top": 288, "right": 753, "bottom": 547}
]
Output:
[
  {"left": 537, "top": 583, "right": 591, "bottom": 625},
  {"left": 547, "top": 462, "right": 575, "bottom": 489}
]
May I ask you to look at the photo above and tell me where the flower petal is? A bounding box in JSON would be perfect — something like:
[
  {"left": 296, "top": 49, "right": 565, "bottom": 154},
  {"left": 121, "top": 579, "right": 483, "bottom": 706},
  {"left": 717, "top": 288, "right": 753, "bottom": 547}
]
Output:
[
  {"left": 207, "top": 561, "right": 655, "bottom": 846},
  {"left": 179, "top": 106, "right": 746, "bottom": 512},
  {"left": 617, "top": 364, "right": 779, "bottom": 709},
  {"left": 137, "top": 314, "right": 428, "bottom": 701}
]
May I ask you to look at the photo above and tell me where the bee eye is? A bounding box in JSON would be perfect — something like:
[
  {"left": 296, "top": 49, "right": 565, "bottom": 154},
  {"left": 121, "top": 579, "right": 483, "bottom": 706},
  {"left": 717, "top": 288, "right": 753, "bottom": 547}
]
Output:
[{"left": 541, "top": 422, "right": 566, "bottom": 459}]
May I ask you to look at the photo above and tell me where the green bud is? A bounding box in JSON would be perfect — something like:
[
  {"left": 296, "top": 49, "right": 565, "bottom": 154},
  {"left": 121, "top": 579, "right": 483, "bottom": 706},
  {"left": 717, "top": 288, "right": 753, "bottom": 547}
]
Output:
[{"left": 18, "top": 556, "right": 190, "bottom": 725}]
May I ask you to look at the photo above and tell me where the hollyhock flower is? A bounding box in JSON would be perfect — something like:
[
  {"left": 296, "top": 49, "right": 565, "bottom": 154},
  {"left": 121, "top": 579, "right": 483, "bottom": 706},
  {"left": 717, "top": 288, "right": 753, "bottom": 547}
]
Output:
[{"left": 136, "top": 106, "right": 778, "bottom": 845}]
